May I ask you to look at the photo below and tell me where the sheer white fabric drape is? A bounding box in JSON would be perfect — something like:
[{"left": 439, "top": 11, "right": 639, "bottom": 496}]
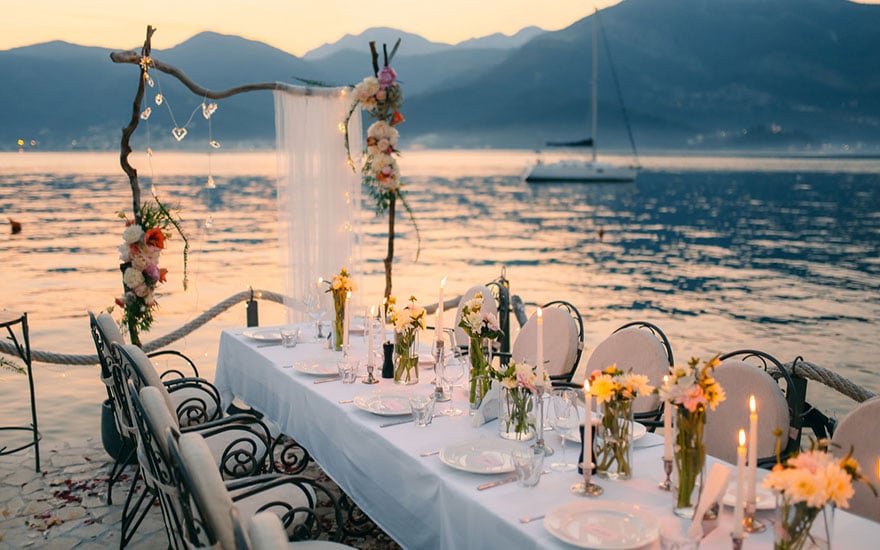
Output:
[{"left": 274, "top": 88, "right": 362, "bottom": 322}]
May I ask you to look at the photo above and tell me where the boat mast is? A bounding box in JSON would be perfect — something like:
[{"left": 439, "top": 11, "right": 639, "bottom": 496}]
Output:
[{"left": 591, "top": 9, "right": 598, "bottom": 163}]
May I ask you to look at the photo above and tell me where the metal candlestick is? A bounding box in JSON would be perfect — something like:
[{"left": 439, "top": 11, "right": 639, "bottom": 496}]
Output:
[
  {"left": 532, "top": 386, "right": 553, "bottom": 456},
  {"left": 570, "top": 464, "right": 603, "bottom": 497},
  {"left": 743, "top": 502, "right": 766, "bottom": 533},
  {"left": 658, "top": 458, "right": 673, "bottom": 491},
  {"left": 731, "top": 534, "right": 744, "bottom": 550},
  {"left": 362, "top": 362, "right": 379, "bottom": 384},
  {"left": 433, "top": 340, "right": 450, "bottom": 402}
]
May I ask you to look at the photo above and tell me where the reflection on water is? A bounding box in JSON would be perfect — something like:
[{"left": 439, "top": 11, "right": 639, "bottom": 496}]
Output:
[{"left": 0, "top": 151, "right": 878, "bottom": 441}]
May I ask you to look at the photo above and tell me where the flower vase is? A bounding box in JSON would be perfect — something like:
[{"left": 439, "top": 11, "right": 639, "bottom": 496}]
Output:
[
  {"left": 393, "top": 330, "right": 419, "bottom": 385},
  {"left": 673, "top": 405, "right": 706, "bottom": 518},
  {"left": 595, "top": 398, "right": 634, "bottom": 480},
  {"left": 774, "top": 495, "right": 833, "bottom": 550},
  {"left": 499, "top": 386, "right": 535, "bottom": 441},
  {"left": 332, "top": 291, "right": 344, "bottom": 351},
  {"left": 468, "top": 336, "right": 491, "bottom": 409}
]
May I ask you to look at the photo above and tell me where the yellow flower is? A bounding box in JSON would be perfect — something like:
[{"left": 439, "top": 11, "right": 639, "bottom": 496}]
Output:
[
  {"left": 824, "top": 463, "right": 856, "bottom": 508},
  {"left": 590, "top": 375, "right": 618, "bottom": 405}
]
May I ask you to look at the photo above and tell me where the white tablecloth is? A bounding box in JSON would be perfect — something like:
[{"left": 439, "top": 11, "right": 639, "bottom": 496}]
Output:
[{"left": 215, "top": 326, "right": 879, "bottom": 549}]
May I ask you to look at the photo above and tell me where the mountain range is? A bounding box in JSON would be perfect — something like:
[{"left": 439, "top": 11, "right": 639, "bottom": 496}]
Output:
[{"left": 2, "top": 0, "right": 879, "bottom": 152}]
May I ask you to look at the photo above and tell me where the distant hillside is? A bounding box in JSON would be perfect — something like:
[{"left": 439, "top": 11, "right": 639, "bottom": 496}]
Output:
[{"left": 2, "top": 0, "right": 879, "bottom": 151}]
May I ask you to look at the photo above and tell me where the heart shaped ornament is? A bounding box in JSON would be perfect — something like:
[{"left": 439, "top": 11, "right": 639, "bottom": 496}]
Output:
[
  {"left": 155, "top": 93, "right": 163, "bottom": 106},
  {"left": 171, "top": 127, "right": 188, "bottom": 142},
  {"left": 202, "top": 102, "right": 218, "bottom": 119},
  {"left": 140, "top": 107, "right": 152, "bottom": 120}
]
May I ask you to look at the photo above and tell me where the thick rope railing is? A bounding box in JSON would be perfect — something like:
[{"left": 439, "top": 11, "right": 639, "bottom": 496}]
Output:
[
  {"left": 0, "top": 290, "right": 286, "bottom": 366},
  {"left": 785, "top": 359, "right": 876, "bottom": 404}
]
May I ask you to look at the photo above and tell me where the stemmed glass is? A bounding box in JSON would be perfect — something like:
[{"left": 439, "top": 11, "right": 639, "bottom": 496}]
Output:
[
  {"left": 304, "top": 291, "right": 326, "bottom": 341},
  {"left": 548, "top": 388, "right": 580, "bottom": 472},
  {"left": 440, "top": 353, "right": 466, "bottom": 416}
]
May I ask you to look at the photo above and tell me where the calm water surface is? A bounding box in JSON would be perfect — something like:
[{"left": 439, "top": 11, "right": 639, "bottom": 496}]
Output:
[{"left": 0, "top": 150, "right": 878, "bottom": 442}]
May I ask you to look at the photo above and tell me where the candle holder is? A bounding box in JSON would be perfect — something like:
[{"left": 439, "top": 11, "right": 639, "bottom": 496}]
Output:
[
  {"left": 658, "top": 458, "right": 673, "bottom": 491},
  {"left": 362, "top": 362, "right": 379, "bottom": 385},
  {"left": 433, "top": 340, "right": 450, "bottom": 402},
  {"left": 743, "top": 502, "right": 765, "bottom": 533},
  {"left": 730, "top": 533, "right": 744, "bottom": 550},
  {"left": 531, "top": 385, "right": 553, "bottom": 456},
  {"left": 570, "top": 466, "right": 603, "bottom": 497}
]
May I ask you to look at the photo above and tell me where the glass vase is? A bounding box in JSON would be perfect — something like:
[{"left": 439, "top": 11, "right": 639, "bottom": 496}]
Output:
[
  {"left": 393, "top": 329, "right": 419, "bottom": 385},
  {"left": 332, "top": 291, "right": 344, "bottom": 351},
  {"left": 595, "top": 398, "right": 634, "bottom": 480},
  {"left": 673, "top": 404, "right": 706, "bottom": 518},
  {"left": 468, "top": 336, "right": 491, "bottom": 409},
  {"left": 774, "top": 494, "right": 833, "bottom": 550},
  {"left": 499, "top": 386, "right": 535, "bottom": 441}
]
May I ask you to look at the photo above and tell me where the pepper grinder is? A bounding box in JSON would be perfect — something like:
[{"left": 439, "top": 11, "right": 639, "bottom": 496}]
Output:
[{"left": 381, "top": 341, "right": 394, "bottom": 379}]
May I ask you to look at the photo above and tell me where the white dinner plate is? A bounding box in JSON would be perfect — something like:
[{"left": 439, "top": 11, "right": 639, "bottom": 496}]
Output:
[
  {"left": 543, "top": 501, "right": 660, "bottom": 549},
  {"left": 353, "top": 391, "right": 414, "bottom": 416},
  {"left": 563, "top": 420, "right": 648, "bottom": 443},
  {"left": 291, "top": 361, "right": 338, "bottom": 377},
  {"left": 439, "top": 438, "right": 520, "bottom": 474},
  {"left": 722, "top": 485, "right": 776, "bottom": 510},
  {"left": 242, "top": 328, "right": 283, "bottom": 342}
]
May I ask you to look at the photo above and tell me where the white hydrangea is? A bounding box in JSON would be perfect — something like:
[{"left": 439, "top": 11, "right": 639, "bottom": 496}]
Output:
[
  {"left": 122, "top": 224, "right": 144, "bottom": 244},
  {"left": 123, "top": 267, "right": 145, "bottom": 289}
]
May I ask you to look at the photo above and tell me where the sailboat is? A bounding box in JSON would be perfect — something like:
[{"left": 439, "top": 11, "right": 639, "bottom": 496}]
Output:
[{"left": 525, "top": 10, "right": 638, "bottom": 183}]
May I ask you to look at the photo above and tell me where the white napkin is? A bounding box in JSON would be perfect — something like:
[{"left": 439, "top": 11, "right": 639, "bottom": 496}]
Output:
[
  {"left": 688, "top": 462, "right": 732, "bottom": 538},
  {"left": 471, "top": 381, "right": 500, "bottom": 427}
]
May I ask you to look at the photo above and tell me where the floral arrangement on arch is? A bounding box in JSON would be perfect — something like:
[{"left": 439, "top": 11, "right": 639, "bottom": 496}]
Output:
[
  {"left": 344, "top": 39, "right": 419, "bottom": 300},
  {"left": 113, "top": 199, "right": 187, "bottom": 345}
]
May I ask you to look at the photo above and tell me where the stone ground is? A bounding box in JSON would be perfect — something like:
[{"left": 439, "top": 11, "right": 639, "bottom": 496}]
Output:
[{"left": 0, "top": 438, "right": 401, "bottom": 549}]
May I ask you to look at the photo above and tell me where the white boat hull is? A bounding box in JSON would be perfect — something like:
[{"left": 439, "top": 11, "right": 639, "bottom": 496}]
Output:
[{"left": 525, "top": 160, "right": 637, "bottom": 183}]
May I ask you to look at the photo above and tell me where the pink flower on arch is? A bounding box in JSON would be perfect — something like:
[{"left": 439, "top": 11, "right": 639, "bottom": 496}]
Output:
[{"left": 378, "top": 66, "right": 396, "bottom": 89}]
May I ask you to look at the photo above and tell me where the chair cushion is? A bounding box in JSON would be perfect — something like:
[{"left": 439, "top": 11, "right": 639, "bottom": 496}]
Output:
[
  {"left": 512, "top": 307, "right": 577, "bottom": 378},
  {"left": 140, "top": 385, "right": 180, "bottom": 458},
  {"left": 248, "top": 511, "right": 288, "bottom": 549},
  {"left": 179, "top": 432, "right": 237, "bottom": 549},
  {"left": 585, "top": 327, "right": 668, "bottom": 414},
  {"left": 831, "top": 396, "right": 880, "bottom": 522},
  {"left": 705, "top": 360, "right": 789, "bottom": 464},
  {"left": 121, "top": 343, "right": 176, "bottom": 414},
  {"left": 453, "top": 285, "right": 498, "bottom": 347},
  {"left": 97, "top": 312, "right": 125, "bottom": 347}
]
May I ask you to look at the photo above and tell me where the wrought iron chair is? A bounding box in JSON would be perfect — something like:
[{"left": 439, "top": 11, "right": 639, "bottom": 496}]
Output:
[
  {"left": 167, "top": 429, "right": 350, "bottom": 548},
  {"left": 585, "top": 321, "right": 674, "bottom": 429},
  {"left": 114, "top": 342, "right": 285, "bottom": 548},
  {"left": 508, "top": 301, "right": 584, "bottom": 382},
  {"left": 88, "top": 311, "right": 204, "bottom": 504},
  {"left": 705, "top": 350, "right": 804, "bottom": 466},
  {"left": 831, "top": 396, "right": 880, "bottom": 523}
]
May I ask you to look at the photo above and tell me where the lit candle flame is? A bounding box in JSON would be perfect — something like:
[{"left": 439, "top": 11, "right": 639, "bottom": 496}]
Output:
[
  {"left": 739, "top": 429, "right": 746, "bottom": 447},
  {"left": 440, "top": 276, "right": 447, "bottom": 288},
  {"left": 316, "top": 277, "right": 323, "bottom": 287},
  {"left": 749, "top": 395, "right": 757, "bottom": 413},
  {"left": 537, "top": 307, "right": 543, "bottom": 319}
]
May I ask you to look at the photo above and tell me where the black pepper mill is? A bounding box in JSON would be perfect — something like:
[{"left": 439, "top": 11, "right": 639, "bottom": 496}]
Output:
[
  {"left": 577, "top": 422, "right": 597, "bottom": 475},
  {"left": 381, "top": 341, "right": 394, "bottom": 379}
]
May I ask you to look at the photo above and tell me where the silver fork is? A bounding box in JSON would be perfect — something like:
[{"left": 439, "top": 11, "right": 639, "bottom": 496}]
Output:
[{"left": 519, "top": 514, "right": 545, "bottom": 524}]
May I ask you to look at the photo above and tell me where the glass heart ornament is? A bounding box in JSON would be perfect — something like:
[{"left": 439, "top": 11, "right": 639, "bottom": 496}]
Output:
[
  {"left": 155, "top": 93, "right": 164, "bottom": 106},
  {"left": 140, "top": 107, "right": 152, "bottom": 120},
  {"left": 171, "top": 127, "right": 188, "bottom": 142},
  {"left": 202, "top": 102, "right": 218, "bottom": 119}
]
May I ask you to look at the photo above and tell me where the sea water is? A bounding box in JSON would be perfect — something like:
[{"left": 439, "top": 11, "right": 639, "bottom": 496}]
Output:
[{"left": 0, "top": 150, "right": 878, "bottom": 443}]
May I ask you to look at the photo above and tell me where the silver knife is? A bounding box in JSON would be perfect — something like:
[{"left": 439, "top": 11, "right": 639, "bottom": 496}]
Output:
[
  {"left": 477, "top": 475, "right": 517, "bottom": 491},
  {"left": 313, "top": 377, "right": 341, "bottom": 384}
]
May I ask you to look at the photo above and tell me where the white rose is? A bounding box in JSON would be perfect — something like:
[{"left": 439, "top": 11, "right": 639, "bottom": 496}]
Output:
[
  {"left": 123, "top": 267, "right": 145, "bottom": 289},
  {"left": 118, "top": 243, "right": 131, "bottom": 262},
  {"left": 122, "top": 224, "right": 144, "bottom": 244}
]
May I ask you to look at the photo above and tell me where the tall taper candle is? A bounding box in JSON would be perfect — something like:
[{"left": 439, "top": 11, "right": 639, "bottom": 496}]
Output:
[
  {"left": 747, "top": 395, "right": 758, "bottom": 506},
  {"left": 368, "top": 305, "right": 376, "bottom": 364},
  {"left": 436, "top": 276, "right": 447, "bottom": 342},
  {"left": 343, "top": 290, "right": 351, "bottom": 350},
  {"left": 381, "top": 297, "right": 387, "bottom": 343},
  {"left": 536, "top": 308, "right": 545, "bottom": 380},
  {"left": 583, "top": 379, "right": 592, "bottom": 481},
  {"left": 663, "top": 375, "right": 673, "bottom": 461},
  {"left": 733, "top": 429, "right": 747, "bottom": 538}
]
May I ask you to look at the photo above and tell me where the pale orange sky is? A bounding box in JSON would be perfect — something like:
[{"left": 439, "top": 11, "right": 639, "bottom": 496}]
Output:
[{"left": 5, "top": 1, "right": 878, "bottom": 56}]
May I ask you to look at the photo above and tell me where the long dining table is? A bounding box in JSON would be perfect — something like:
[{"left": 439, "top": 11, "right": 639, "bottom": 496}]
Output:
[{"left": 214, "top": 324, "right": 879, "bottom": 549}]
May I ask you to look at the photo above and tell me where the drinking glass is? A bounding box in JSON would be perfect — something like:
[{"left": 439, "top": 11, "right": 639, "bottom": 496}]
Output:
[
  {"left": 305, "top": 291, "right": 326, "bottom": 341},
  {"left": 441, "top": 355, "right": 466, "bottom": 416},
  {"left": 409, "top": 395, "right": 436, "bottom": 427},
  {"left": 548, "top": 388, "right": 580, "bottom": 471},
  {"left": 512, "top": 446, "right": 544, "bottom": 487}
]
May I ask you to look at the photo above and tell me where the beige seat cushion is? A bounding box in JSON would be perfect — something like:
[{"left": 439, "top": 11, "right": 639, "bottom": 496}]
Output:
[
  {"left": 585, "top": 327, "right": 669, "bottom": 414},
  {"left": 831, "top": 396, "right": 880, "bottom": 522},
  {"left": 705, "top": 360, "right": 789, "bottom": 464}
]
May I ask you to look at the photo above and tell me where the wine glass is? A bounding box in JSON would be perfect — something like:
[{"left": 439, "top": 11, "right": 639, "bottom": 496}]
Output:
[
  {"left": 548, "top": 388, "right": 580, "bottom": 471},
  {"left": 304, "top": 291, "right": 326, "bottom": 341},
  {"left": 441, "top": 354, "right": 466, "bottom": 416}
]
